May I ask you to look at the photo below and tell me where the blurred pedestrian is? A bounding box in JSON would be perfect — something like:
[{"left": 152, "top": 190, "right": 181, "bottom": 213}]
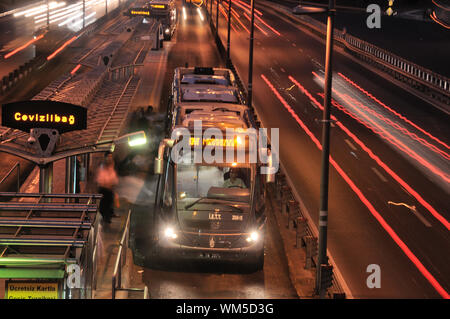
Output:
[{"left": 96, "top": 153, "right": 119, "bottom": 224}]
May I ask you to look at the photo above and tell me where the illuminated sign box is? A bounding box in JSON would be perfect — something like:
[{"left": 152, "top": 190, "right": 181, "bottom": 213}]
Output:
[
  {"left": 151, "top": 4, "right": 166, "bottom": 9},
  {"left": 1, "top": 100, "right": 87, "bottom": 133},
  {"left": 5, "top": 281, "right": 59, "bottom": 299}
]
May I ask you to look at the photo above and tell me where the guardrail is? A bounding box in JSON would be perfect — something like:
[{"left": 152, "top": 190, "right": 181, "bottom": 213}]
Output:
[
  {"left": 0, "top": 162, "right": 21, "bottom": 192},
  {"left": 262, "top": 1, "right": 450, "bottom": 111},
  {"left": 272, "top": 169, "right": 346, "bottom": 299},
  {"left": 112, "top": 209, "right": 149, "bottom": 299},
  {"left": 0, "top": 56, "right": 46, "bottom": 96}
]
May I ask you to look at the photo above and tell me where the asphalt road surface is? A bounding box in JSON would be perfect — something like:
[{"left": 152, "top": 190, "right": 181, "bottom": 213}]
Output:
[{"left": 213, "top": 0, "right": 449, "bottom": 298}]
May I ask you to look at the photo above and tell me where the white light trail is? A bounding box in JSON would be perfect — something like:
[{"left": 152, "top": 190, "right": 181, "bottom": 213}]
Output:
[{"left": 197, "top": 7, "right": 204, "bottom": 21}]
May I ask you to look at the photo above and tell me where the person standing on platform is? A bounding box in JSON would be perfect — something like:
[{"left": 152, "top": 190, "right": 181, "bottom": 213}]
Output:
[{"left": 96, "top": 153, "right": 119, "bottom": 224}]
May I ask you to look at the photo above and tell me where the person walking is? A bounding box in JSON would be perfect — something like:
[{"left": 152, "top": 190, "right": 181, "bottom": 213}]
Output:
[{"left": 96, "top": 153, "right": 119, "bottom": 224}]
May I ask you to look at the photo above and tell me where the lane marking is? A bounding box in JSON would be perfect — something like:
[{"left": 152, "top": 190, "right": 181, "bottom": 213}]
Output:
[
  {"left": 371, "top": 167, "right": 388, "bottom": 183},
  {"left": 344, "top": 139, "right": 357, "bottom": 151}
]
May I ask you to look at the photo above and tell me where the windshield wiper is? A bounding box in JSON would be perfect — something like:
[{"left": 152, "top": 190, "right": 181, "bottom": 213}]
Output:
[{"left": 184, "top": 198, "right": 243, "bottom": 213}]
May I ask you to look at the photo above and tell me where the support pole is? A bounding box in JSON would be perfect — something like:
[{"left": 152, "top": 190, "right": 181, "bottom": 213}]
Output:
[
  {"left": 65, "top": 156, "right": 77, "bottom": 194},
  {"left": 39, "top": 163, "right": 53, "bottom": 195}
]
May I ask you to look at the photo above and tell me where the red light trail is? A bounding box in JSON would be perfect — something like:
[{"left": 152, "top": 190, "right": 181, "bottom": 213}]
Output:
[
  {"left": 243, "top": 12, "right": 268, "bottom": 36},
  {"left": 47, "top": 36, "right": 78, "bottom": 61},
  {"left": 4, "top": 34, "right": 44, "bottom": 59},
  {"left": 311, "top": 72, "right": 450, "bottom": 184},
  {"left": 289, "top": 74, "right": 449, "bottom": 230},
  {"left": 338, "top": 72, "right": 450, "bottom": 151},
  {"left": 262, "top": 73, "right": 449, "bottom": 299},
  {"left": 70, "top": 64, "right": 81, "bottom": 75}
]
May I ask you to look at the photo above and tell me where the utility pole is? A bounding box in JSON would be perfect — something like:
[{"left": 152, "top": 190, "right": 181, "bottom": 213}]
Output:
[
  {"left": 247, "top": 0, "right": 255, "bottom": 110},
  {"left": 316, "top": 0, "right": 335, "bottom": 299}
]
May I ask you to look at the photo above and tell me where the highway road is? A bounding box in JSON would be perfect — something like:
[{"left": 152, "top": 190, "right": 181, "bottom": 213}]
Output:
[
  {"left": 211, "top": 0, "right": 449, "bottom": 298},
  {"left": 0, "top": 0, "right": 448, "bottom": 300}
]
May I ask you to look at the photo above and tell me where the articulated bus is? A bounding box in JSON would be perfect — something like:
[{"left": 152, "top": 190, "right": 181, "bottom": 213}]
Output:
[
  {"left": 183, "top": 0, "right": 204, "bottom": 8},
  {"left": 148, "top": 0, "right": 177, "bottom": 40},
  {"left": 150, "top": 67, "right": 276, "bottom": 271}
]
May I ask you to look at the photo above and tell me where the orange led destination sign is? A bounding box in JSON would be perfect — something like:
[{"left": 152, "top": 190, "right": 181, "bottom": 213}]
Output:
[
  {"left": 13, "top": 112, "right": 76, "bottom": 125},
  {"left": 151, "top": 4, "right": 166, "bottom": 8},
  {"left": 130, "top": 9, "right": 150, "bottom": 15},
  {"left": 189, "top": 137, "right": 243, "bottom": 147},
  {"left": 1, "top": 100, "right": 87, "bottom": 133}
]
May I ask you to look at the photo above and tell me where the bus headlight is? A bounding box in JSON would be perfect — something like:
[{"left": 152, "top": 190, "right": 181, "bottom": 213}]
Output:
[
  {"left": 163, "top": 227, "right": 178, "bottom": 239},
  {"left": 246, "top": 231, "right": 259, "bottom": 242}
]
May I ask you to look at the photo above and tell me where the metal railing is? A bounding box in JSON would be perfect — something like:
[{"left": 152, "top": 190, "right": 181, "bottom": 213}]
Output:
[
  {"left": 0, "top": 162, "right": 20, "bottom": 192},
  {"left": 108, "top": 64, "right": 143, "bottom": 81},
  {"left": 112, "top": 209, "right": 149, "bottom": 299},
  {"left": 263, "top": 1, "right": 450, "bottom": 110}
]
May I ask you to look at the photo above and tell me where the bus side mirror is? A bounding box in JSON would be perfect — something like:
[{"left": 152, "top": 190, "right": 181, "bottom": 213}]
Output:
[
  {"left": 154, "top": 139, "right": 175, "bottom": 175},
  {"left": 264, "top": 149, "right": 276, "bottom": 183},
  {"left": 154, "top": 157, "right": 164, "bottom": 175}
]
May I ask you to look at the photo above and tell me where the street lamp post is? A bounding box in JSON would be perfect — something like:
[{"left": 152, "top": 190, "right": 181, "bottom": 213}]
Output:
[
  {"left": 293, "top": 0, "right": 335, "bottom": 298},
  {"left": 247, "top": 0, "right": 255, "bottom": 110},
  {"left": 317, "top": 0, "right": 335, "bottom": 299}
]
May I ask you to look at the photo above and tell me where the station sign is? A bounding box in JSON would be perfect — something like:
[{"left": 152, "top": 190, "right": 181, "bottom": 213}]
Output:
[
  {"left": 1, "top": 100, "right": 87, "bottom": 133},
  {"left": 129, "top": 8, "right": 151, "bottom": 16},
  {"left": 5, "top": 281, "right": 59, "bottom": 299},
  {"left": 150, "top": 4, "right": 167, "bottom": 9}
]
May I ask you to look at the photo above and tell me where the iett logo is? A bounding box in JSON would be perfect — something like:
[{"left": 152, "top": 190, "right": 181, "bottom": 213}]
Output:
[{"left": 386, "top": 0, "right": 395, "bottom": 16}]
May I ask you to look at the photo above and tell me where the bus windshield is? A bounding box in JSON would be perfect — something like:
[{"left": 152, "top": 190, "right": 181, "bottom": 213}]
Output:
[{"left": 176, "top": 163, "right": 252, "bottom": 209}]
